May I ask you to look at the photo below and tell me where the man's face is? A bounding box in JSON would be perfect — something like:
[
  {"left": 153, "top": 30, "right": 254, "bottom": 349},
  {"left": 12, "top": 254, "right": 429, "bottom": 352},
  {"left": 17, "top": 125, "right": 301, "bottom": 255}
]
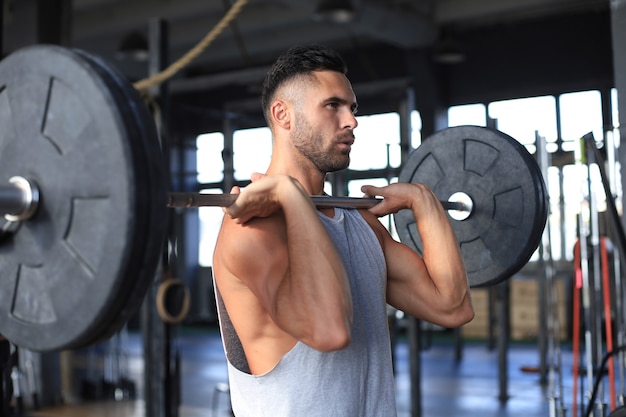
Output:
[{"left": 290, "top": 71, "right": 358, "bottom": 173}]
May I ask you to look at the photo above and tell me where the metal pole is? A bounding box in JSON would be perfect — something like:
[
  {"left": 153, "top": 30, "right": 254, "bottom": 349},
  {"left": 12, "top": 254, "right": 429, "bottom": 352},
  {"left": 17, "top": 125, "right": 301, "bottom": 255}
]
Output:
[
  {"left": 611, "top": 1, "right": 626, "bottom": 406},
  {"left": 408, "top": 317, "right": 422, "bottom": 417},
  {"left": 536, "top": 131, "right": 549, "bottom": 386},
  {"left": 141, "top": 17, "right": 173, "bottom": 417},
  {"left": 0, "top": 339, "right": 9, "bottom": 417},
  {"left": 588, "top": 152, "right": 607, "bottom": 416},
  {"left": 0, "top": 0, "right": 4, "bottom": 57},
  {"left": 497, "top": 280, "right": 510, "bottom": 402},
  {"left": 577, "top": 147, "right": 595, "bottom": 414}
]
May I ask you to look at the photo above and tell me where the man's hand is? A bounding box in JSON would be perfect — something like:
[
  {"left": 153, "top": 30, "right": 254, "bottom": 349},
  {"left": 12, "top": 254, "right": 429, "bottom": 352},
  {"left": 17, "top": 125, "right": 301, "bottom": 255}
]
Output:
[
  {"left": 224, "top": 173, "right": 313, "bottom": 224},
  {"left": 361, "top": 182, "right": 444, "bottom": 219}
]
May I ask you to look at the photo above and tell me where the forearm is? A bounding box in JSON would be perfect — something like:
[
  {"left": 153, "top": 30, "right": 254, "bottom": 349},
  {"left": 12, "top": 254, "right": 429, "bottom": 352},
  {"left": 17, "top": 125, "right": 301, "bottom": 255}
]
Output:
[
  {"left": 365, "top": 182, "right": 472, "bottom": 325},
  {"left": 273, "top": 184, "right": 353, "bottom": 350},
  {"left": 415, "top": 205, "right": 469, "bottom": 305}
]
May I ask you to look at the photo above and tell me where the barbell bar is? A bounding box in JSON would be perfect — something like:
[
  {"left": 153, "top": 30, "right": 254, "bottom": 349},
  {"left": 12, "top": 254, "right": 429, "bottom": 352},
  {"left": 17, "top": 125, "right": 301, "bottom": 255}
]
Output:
[
  {"left": 166, "top": 192, "right": 471, "bottom": 213},
  {"left": 0, "top": 180, "right": 471, "bottom": 222},
  {"left": 0, "top": 44, "right": 548, "bottom": 352}
]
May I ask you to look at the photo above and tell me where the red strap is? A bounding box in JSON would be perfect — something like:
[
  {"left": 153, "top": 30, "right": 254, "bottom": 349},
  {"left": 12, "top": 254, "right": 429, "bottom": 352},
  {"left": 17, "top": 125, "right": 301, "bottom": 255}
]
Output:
[{"left": 600, "top": 237, "right": 616, "bottom": 410}]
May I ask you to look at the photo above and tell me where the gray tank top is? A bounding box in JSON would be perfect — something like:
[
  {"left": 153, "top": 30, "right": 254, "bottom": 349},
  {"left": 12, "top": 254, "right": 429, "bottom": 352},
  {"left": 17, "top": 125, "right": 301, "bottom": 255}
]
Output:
[{"left": 215, "top": 208, "right": 397, "bottom": 417}]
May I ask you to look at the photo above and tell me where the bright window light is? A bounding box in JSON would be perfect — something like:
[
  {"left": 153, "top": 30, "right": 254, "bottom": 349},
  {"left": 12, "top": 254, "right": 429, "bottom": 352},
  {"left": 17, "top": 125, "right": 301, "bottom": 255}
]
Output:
[
  {"left": 489, "top": 96, "right": 557, "bottom": 153},
  {"left": 351, "top": 113, "right": 401, "bottom": 170},
  {"left": 448, "top": 103, "right": 486, "bottom": 127},
  {"left": 196, "top": 132, "right": 224, "bottom": 184},
  {"left": 559, "top": 90, "right": 603, "bottom": 152},
  {"left": 233, "top": 127, "right": 273, "bottom": 180}
]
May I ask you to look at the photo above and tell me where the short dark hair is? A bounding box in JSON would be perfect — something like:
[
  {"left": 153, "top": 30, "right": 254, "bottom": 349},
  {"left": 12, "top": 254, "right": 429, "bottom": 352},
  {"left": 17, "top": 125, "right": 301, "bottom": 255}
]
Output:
[{"left": 261, "top": 45, "right": 348, "bottom": 122}]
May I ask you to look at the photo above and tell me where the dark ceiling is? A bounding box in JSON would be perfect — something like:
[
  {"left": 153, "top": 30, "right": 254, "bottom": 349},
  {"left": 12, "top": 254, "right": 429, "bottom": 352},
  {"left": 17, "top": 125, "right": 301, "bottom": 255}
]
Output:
[{"left": 2, "top": 0, "right": 614, "bottom": 137}]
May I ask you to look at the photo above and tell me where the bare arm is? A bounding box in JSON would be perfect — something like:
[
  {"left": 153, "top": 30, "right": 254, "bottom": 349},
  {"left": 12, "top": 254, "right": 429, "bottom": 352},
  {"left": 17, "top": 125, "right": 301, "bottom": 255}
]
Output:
[
  {"left": 362, "top": 182, "right": 474, "bottom": 328},
  {"left": 215, "top": 174, "right": 353, "bottom": 352}
]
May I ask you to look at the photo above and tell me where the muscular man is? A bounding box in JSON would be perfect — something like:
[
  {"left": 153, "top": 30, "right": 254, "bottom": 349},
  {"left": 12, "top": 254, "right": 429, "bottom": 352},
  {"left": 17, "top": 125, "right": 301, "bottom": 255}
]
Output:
[{"left": 212, "top": 44, "right": 474, "bottom": 416}]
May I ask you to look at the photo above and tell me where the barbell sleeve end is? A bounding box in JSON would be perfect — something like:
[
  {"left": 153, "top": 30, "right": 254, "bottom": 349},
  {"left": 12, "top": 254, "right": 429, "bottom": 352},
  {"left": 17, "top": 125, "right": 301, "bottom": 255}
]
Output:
[{"left": 1, "top": 177, "right": 40, "bottom": 222}]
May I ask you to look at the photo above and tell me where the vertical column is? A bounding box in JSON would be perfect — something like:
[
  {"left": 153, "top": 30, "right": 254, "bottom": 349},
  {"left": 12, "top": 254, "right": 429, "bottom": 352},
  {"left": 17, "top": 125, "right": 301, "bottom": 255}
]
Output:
[
  {"left": 141, "top": 18, "right": 178, "bottom": 417},
  {"left": 0, "top": 339, "right": 9, "bottom": 417},
  {"left": 487, "top": 117, "right": 510, "bottom": 403},
  {"left": 3, "top": 0, "right": 36, "bottom": 52},
  {"left": 606, "top": 10, "right": 626, "bottom": 412},
  {"left": 1, "top": 9, "right": 7, "bottom": 415},
  {"left": 36, "top": 0, "right": 70, "bottom": 45},
  {"left": 497, "top": 281, "right": 510, "bottom": 402},
  {"left": 398, "top": 85, "right": 422, "bottom": 417},
  {"left": 222, "top": 118, "right": 235, "bottom": 192},
  {"left": 398, "top": 87, "right": 416, "bottom": 159},
  {"left": 2, "top": 0, "right": 68, "bottom": 52},
  {"left": 407, "top": 317, "right": 422, "bottom": 417},
  {"left": 1, "top": 0, "right": 4, "bottom": 55},
  {"left": 323, "top": 171, "right": 346, "bottom": 196},
  {"left": 404, "top": 50, "right": 450, "bottom": 417},
  {"left": 405, "top": 49, "right": 449, "bottom": 140},
  {"left": 611, "top": 0, "right": 626, "bottom": 228}
]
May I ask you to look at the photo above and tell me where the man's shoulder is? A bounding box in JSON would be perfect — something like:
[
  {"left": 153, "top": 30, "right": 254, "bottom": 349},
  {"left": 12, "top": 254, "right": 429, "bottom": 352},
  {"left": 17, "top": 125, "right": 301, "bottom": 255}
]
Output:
[
  {"left": 213, "top": 213, "right": 288, "bottom": 285},
  {"left": 217, "top": 212, "right": 287, "bottom": 249}
]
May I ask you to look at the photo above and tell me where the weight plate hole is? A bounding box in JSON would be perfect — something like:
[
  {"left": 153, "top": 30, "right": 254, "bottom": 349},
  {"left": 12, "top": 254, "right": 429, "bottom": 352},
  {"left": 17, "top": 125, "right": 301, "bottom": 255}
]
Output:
[{"left": 447, "top": 192, "right": 473, "bottom": 221}]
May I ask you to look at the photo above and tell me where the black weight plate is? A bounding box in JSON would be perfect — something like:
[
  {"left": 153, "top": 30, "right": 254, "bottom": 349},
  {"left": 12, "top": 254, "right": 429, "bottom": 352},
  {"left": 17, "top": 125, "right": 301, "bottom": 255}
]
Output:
[
  {"left": 609, "top": 406, "right": 626, "bottom": 417},
  {"left": 55, "top": 50, "right": 152, "bottom": 348},
  {"left": 65, "top": 48, "right": 169, "bottom": 347},
  {"left": 69, "top": 48, "right": 168, "bottom": 347},
  {"left": 394, "top": 126, "right": 548, "bottom": 288},
  {"left": 0, "top": 45, "right": 166, "bottom": 351}
]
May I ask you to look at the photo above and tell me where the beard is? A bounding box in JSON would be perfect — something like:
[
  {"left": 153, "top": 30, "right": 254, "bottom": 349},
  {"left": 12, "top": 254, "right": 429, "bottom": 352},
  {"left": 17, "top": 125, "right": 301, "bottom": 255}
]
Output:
[{"left": 291, "top": 111, "right": 351, "bottom": 173}]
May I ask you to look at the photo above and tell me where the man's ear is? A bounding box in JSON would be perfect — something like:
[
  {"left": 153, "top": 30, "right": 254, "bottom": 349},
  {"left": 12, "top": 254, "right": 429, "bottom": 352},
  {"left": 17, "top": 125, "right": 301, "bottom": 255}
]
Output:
[{"left": 270, "top": 99, "right": 291, "bottom": 130}]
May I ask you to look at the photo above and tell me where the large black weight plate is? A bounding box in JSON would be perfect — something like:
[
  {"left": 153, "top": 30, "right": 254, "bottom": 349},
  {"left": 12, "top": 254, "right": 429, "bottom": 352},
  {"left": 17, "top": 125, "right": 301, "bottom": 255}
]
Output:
[
  {"left": 0, "top": 45, "right": 168, "bottom": 351},
  {"left": 68, "top": 49, "right": 169, "bottom": 347},
  {"left": 394, "top": 126, "right": 548, "bottom": 288}
]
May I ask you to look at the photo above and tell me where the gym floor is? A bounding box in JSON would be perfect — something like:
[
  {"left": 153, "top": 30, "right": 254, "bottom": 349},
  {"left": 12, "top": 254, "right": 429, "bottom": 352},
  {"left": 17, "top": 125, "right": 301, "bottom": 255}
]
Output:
[{"left": 26, "top": 326, "right": 584, "bottom": 417}]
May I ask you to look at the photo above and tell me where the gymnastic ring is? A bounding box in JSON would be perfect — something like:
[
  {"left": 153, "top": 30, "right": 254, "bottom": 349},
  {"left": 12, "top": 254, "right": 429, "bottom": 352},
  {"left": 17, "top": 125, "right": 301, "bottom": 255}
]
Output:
[{"left": 156, "top": 278, "right": 191, "bottom": 324}]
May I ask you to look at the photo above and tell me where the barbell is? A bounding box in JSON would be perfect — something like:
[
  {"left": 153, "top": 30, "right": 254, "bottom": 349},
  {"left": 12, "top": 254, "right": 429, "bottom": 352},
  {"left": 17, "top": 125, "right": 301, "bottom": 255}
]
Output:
[{"left": 0, "top": 44, "right": 548, "bottom": 352}]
